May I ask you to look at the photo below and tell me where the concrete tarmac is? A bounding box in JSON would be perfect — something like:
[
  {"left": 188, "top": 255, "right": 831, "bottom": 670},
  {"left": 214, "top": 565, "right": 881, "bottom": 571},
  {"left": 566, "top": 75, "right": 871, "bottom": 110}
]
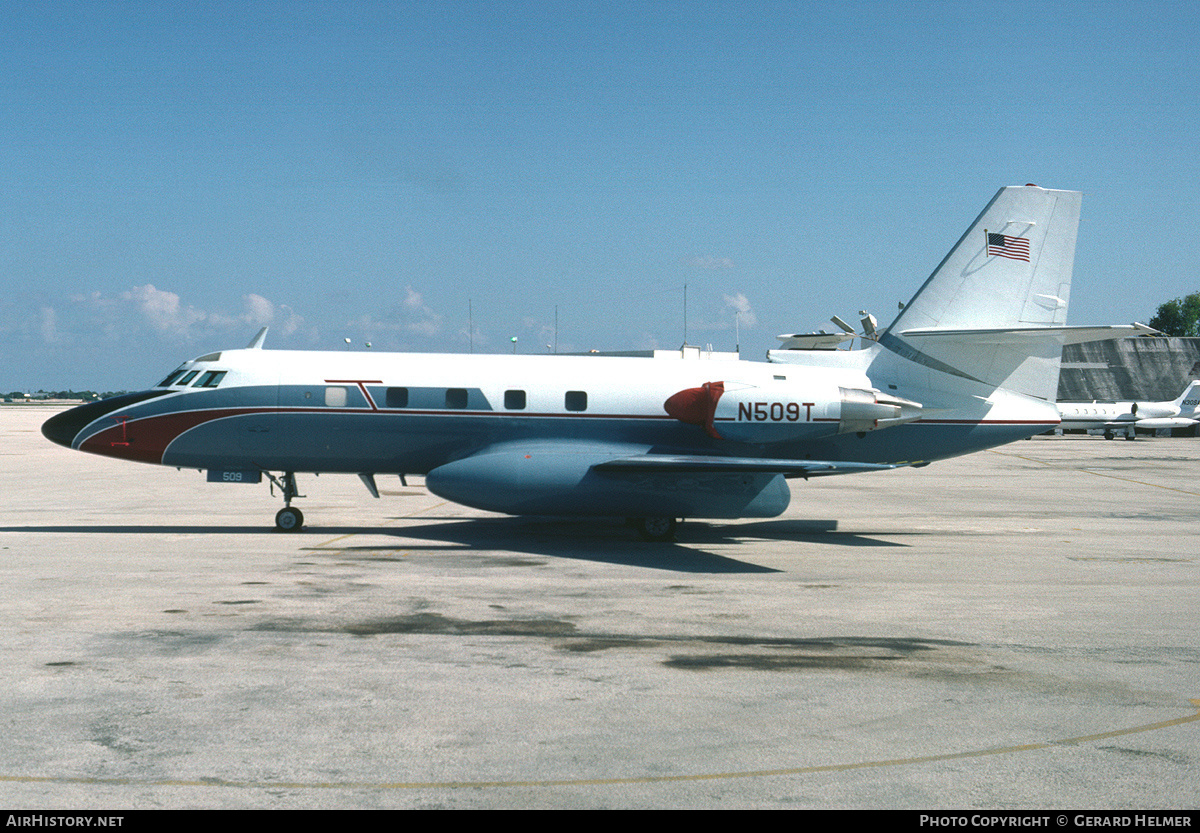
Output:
[{"left": 1, "top": 405, "right": 1197, "bottom": 809}]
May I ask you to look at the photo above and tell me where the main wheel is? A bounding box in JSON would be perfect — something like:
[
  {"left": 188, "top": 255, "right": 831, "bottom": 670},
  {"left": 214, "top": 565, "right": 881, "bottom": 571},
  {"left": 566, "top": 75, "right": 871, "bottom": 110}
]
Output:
[
  {"left": 275, "top": 506, "right": 304, "bottom": 532},
  {"left": 635, "top": 516, "right": 677, "bottom": 542}
]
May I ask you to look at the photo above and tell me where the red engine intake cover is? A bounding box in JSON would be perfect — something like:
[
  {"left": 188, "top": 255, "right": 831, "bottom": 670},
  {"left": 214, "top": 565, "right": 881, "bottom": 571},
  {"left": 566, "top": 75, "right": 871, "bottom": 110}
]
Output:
[{"left": 664, "top": 381, "right": 725, "bottom": 439}]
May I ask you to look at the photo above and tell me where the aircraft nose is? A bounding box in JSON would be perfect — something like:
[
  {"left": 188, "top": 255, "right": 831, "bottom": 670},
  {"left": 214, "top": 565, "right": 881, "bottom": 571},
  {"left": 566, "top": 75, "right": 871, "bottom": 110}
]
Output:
[
  {"left": 41, "top": 390, "right": 168, "bottom": 449},
  {"left": 42, "top": 406, "right": 91, "bottom": 448}
]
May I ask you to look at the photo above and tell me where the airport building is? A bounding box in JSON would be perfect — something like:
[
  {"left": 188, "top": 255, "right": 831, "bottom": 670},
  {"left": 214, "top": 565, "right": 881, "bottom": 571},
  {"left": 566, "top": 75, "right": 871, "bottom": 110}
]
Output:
[{"left": 1058, "top": 337, "right": 1200, "bottom": 400}]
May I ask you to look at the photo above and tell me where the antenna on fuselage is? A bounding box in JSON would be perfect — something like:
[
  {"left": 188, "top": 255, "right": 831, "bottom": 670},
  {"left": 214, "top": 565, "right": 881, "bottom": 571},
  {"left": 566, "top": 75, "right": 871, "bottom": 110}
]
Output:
[
  {"left": 683, "top": 283, "right": 688, "bottom": 346},
  {"left": 246, "top": 327, "right": 269, "bottom": 349}
]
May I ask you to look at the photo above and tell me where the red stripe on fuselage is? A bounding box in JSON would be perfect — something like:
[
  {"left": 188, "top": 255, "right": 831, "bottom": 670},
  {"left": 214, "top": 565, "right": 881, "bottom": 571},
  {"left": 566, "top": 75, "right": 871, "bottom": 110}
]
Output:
[{"left": 78, "top": 408, "right": 265, "bottom": 464}]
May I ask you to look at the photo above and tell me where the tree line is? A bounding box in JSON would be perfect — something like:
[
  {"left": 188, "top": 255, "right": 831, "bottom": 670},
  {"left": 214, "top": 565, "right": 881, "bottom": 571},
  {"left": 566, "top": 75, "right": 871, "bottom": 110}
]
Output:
[
  {"left": 3, "top": 390, "right": 128, "bottom": 402},
  {"left": 1150, "top": 292, "right": 1200, "bottom": 337}
]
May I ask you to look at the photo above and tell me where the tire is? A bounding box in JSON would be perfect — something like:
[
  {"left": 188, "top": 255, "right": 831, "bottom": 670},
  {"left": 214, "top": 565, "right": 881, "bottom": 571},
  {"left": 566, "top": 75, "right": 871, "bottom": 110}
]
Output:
[
  {"left": 635, "top": 517, "right": 677, "bottom": 542},
  {"left": 275, "top": 506, "right": 304, "bottom": 532}
]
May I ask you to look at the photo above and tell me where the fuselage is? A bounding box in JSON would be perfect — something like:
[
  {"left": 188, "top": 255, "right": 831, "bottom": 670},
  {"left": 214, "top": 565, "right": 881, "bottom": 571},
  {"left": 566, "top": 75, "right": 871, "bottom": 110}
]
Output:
[
  {"left": 1056, "top": 401, "right": 1172, "bottom": 431},
  {"left": 44, "top": 343, "right": 1060, "bottom": 480}
]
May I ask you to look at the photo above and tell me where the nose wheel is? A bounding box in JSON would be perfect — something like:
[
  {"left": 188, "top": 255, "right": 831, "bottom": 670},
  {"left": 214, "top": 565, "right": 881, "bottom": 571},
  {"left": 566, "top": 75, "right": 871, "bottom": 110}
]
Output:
[
  {"left": 275, "top": 506, "right": 304, "bottom": 531},
  {"left": 265, "top": 471, "right": 305, "bottom": 532}
]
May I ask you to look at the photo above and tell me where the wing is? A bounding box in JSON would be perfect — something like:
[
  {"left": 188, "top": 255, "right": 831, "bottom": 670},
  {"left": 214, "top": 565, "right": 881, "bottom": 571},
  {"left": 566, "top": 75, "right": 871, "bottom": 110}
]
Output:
[{"left": 592, "top": 454, "right": 902, "bottom": 479}]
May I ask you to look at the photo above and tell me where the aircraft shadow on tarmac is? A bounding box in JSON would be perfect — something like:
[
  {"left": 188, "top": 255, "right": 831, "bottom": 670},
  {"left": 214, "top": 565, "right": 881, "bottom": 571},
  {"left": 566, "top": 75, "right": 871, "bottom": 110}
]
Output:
[
  {"left": 0, "top": 517, "right": 912, "bottom": 574},
  {"left": 306, "top": 516, "right": 912, "bottom": 574}
]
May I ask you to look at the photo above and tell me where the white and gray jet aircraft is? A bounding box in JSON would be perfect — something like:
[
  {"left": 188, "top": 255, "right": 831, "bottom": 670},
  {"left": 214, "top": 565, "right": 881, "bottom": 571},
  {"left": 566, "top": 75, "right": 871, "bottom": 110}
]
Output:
[
  {"left": 1057, "top": 380, "right": 1200, "bottom": 439},
  {"left": 43, "top": 186, "right": 1150, "bottom": 539}
]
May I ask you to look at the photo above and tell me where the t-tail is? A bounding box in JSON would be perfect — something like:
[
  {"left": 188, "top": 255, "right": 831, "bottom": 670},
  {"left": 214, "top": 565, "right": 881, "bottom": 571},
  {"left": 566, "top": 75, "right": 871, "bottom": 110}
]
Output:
[
  {"left": 1170, "top": 380, "right": 1200, "bottom": 418},
  {"left": 879, "top": 185, "right": 1083, "bottom": 401}
]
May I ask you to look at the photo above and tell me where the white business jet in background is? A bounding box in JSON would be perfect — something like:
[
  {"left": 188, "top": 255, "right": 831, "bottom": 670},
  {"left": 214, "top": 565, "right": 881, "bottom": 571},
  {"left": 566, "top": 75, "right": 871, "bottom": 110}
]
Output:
[{"left": 1057, "top": 380, "right": 1200, "bottom": 439}]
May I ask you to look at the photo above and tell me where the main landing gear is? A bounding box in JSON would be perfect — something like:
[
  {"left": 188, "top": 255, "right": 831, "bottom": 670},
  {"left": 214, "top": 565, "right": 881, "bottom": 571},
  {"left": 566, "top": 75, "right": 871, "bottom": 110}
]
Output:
[
  {"left": 630, "top": 516, "right": 679, "bottom": 542},
  {"left": 266, "top": 471, "right": 304, "bottom": 532}
]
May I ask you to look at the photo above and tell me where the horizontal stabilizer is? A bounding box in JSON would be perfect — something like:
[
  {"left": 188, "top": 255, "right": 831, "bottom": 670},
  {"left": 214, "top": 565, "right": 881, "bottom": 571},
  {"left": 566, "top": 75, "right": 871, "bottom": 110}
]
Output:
[
  {"left": 593, "top": 455, "right": 900, "bottom": 479},
  {"left": 897, "top": 323, "right": 1156, "bottom": 346}
]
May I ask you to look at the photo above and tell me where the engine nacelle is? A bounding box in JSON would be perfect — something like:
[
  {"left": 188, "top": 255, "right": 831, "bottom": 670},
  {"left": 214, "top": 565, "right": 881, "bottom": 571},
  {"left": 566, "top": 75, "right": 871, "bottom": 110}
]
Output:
[
  {"left": 665, "top": 381, "right": 921, "bottom": 444},
  {"left": 1131, "top": 417, "right": 1197, "bottom": 430},
  {"left": 426, "top": 441, "right": 790, "bottom": 519}
]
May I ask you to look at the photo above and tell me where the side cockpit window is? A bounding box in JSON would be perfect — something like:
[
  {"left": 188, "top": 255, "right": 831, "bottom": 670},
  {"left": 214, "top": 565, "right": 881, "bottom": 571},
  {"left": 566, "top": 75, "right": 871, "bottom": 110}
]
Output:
[
  {"left": 193, "top": 370, "right": 227, "bottom": 388},
  {"left": 157, "top": 369, "right": 187, "bottom": 387}
]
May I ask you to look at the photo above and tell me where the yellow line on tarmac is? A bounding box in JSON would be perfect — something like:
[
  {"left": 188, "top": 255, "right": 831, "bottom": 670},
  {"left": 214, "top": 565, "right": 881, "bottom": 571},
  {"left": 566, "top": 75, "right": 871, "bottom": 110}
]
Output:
[
  {"left": 3, "top": 700, "right": 1197, "bottom": 791},
  {"left": 307, "top": 498, "right": 451, "bottom": 550},
  {"left": 989, "top": 450, "right": 1200, "bottom": 497}
]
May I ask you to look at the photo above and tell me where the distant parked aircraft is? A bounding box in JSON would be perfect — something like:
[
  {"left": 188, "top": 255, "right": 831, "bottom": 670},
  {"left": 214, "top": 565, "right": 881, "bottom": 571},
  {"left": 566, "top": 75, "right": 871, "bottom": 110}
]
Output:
[{"left": 1056, "top": 381, "right": 1200, "bottom": 439}]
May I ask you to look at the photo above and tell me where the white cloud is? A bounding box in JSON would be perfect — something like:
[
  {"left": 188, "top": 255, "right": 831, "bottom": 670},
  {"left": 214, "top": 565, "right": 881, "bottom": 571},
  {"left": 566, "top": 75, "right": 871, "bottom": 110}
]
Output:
[
  {"left": 400, "top": 285, "right": 443, "bottom": 336},
  {"left": 122, "top": 284, "right": 207, "bottom": 336},
  {"left": 276, "top": 304, "right": 304, "bottom": 337},
  {"left": 243, "top": 293, "right": 275, "bottom": 326},
  {"left": 349, "top": 286, "right": 445, "bottom": 346},
  {"left": 60, "top": 284, "right": 308, "bottom": 344},
  {"left": 722, "top": 292, "right": 757, "bottom": 327},
  {"left": 240, "top": 293, "right": 305, "bottom": 337}
]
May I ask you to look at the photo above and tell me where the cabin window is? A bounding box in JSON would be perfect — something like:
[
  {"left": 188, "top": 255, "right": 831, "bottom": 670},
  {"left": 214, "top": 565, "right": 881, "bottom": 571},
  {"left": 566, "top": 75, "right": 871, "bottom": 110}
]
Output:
[
  {"left": 178, "top": 370, "right": 200, "bottom": 386},
  {"left": 386, "top": 387, "right": 409, "bottom": 408},
  {"left": 194, "top": 370, "right": 227, "bottom": 388},
  {"left": 157, "top": 369, "right": 187, "bottom": 387},
  {"left": 565, "top": 390, "right": 587, "bottom": 412},
  {"left": 504, "top": 390, "right": 526, "bottom": 410},
  {"left": 325, "top": 386, "right": 347, "bottom": 407},
  {"left": 446, "top": 388, "right": 468, "bottom": 409}
]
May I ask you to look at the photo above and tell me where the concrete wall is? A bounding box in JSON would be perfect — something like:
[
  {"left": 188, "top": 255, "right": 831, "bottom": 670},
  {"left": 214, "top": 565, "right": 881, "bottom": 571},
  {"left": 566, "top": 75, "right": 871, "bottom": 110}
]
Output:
[{"left": 1058, "top": 338, "right": 1200, "bottom": 401}]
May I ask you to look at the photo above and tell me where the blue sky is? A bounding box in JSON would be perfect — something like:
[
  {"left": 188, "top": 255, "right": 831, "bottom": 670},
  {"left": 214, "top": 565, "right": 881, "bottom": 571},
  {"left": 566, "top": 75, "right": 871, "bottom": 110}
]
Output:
[{"left": 4, "top": 1, "right": 1199, "bottom": 392}]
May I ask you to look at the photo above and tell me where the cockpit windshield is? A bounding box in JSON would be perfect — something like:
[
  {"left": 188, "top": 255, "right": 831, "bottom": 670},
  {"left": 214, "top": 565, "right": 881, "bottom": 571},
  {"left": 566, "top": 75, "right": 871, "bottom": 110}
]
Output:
[
  {"left": 156, "top": 368, "right": 187, "bottom": 387},
  {"left": 156, "top": 367, "right": 227, "bottom": 388},
  {"left": 194, "top": 370, "right": 227, "bottom": 388}
]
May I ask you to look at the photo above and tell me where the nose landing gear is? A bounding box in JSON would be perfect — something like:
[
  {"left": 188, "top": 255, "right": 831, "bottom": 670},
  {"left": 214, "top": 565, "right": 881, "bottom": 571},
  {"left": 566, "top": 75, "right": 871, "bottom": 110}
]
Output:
[{"left": 266, "top": 471, "right": 305, "bottom": 532}]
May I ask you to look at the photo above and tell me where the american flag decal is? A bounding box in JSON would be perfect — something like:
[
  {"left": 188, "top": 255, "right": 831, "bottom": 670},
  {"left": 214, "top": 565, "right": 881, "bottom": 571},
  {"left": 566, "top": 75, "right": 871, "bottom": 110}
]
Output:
[{"left": 987, "top": 232, "right": 1030, "bottom": 262}]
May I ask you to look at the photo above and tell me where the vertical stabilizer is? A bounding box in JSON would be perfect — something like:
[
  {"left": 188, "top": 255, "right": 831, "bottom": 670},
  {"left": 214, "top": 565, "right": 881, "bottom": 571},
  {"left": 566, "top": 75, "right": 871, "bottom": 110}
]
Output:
[
  {"left": 879, "top": 186, "right": 1081, "bottom": 400},
  {"left": 1171, "top": 380, "right": 1200, "bottom": 416}
]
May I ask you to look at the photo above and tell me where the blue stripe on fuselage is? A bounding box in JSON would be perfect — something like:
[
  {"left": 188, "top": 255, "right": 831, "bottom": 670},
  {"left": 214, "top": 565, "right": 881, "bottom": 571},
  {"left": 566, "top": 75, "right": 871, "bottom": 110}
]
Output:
[{"left": 158, "top": 403, "right": 1051, "bottom": 474}]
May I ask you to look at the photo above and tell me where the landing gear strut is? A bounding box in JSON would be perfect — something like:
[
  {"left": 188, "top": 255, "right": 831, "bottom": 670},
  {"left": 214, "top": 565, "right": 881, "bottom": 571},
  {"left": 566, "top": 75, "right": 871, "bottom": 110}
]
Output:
[{"left": 266, "top": 471, "right": 304, "bottom": 532}]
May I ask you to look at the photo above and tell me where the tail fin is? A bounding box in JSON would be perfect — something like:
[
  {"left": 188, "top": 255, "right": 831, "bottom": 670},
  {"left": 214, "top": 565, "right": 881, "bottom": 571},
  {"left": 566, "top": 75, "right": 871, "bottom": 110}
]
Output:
[
  {"left": 879, "top": 186, "right": 1081, "bottom": 400},
  {"left": 1171, "top": 380, "right": 1200, "bottom": 416}
]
